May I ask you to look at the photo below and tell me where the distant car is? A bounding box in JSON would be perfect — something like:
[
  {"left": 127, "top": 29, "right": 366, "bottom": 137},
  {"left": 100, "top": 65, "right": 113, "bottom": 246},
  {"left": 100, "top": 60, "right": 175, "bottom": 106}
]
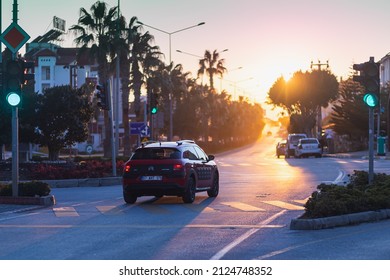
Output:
[
  {"left": 294, "top": 138, "right": 322, "bottom": 158},
  {"left": 276, "top": 140, "right": 287, "bottom": 158},
  {"left": 285, "top": 133, "right": 307, "bottom": 158},
  {"left": 122, "top": 140, "right": 219, "bottom": 204}
]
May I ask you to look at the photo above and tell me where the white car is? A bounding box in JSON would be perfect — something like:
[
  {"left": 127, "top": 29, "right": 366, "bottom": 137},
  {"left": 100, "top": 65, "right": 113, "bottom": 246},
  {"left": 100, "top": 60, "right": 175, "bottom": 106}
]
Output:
[
  {"left": 285, "top": 133, "right": 307, "bottom": 158},
  {"left": 294, "top": 138, "right": 322, "bottom": 158}
]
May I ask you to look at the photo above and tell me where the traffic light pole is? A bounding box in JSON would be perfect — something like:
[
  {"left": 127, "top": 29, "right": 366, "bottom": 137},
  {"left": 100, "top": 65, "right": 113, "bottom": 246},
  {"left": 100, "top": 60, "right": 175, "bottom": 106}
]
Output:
[
  {"left": 368, "top": 108, "right": 374, "bottom": 184},
  {"left": 353, "top": 56, "right": 379, "bottom": 185},
  {"left": 11, "top": 0, "right": 19, "bottom": 197}
]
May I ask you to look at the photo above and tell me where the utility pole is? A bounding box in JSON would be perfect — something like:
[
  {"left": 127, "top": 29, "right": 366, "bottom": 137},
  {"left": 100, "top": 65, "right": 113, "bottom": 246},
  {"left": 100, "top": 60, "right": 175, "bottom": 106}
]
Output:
[{"left": 310, "top": 60, "right": 329, "bottom": 138}]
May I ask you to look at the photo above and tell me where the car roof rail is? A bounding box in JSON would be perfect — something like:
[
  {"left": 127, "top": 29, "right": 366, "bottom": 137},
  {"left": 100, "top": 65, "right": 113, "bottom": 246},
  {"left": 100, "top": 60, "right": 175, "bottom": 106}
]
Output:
[
  {"left": 176, "top": 139, "right": 195, "bottom": 145},
  {"left": 140, "top": 141, "right": 157, "bottom": 148}
]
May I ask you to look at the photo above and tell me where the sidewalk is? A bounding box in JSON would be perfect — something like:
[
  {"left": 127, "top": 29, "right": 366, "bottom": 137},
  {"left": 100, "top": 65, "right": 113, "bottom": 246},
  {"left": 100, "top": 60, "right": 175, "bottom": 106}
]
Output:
[{"left": 324, "top": 150, "right": 390, "bottom": 159}]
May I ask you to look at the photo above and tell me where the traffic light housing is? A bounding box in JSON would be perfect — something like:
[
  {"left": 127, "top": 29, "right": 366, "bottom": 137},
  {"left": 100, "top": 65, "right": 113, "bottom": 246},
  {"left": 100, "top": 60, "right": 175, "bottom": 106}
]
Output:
[
  {"left": 4, "top": 59, "right": 23, "bottom": 106},
  {"left": 96, "top": 83, "right": 109, "bottom": 110},
  {"left": 150, "top": 93, "right": 158, "bottom": 114},
  {"left": 353, "top": 57, "right": 380, "bottom": 108},
  {"left": 20, "top": 60, "right": 35, "bottom": 85}
]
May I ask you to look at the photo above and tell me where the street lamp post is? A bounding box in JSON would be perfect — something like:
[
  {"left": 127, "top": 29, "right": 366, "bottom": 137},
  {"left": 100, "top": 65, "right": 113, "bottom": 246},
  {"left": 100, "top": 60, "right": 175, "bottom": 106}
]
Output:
[
  {"left": 226, "top": 77, "right": 253, "bottom": 100},
  {"left": 137, "top": 21, "right": 205, "bottom": 141}
]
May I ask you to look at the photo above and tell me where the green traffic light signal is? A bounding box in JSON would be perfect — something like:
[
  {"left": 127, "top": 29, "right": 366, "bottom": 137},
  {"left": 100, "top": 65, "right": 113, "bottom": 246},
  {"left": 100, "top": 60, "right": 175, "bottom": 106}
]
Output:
[
  {"left": 363, "top": 93, "right": 378, "bottom": 108},
  {"left": 6, "top": 92, "right": 21, "bottom": 106},
  {"left": 4, "top": 59, "right": 22, "bottom": 107},
  {"left": 151, "top": 107, "right": 158, "bottom": 114},
  {"left": 353, "top": 57, "right": 380, "bottom": 108}
]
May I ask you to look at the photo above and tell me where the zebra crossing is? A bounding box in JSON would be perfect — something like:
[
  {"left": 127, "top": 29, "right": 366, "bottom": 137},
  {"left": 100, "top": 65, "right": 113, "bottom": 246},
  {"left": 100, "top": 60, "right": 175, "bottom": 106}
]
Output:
[{"left": 52, "top": 197, "right": 306, "bottom": 217}]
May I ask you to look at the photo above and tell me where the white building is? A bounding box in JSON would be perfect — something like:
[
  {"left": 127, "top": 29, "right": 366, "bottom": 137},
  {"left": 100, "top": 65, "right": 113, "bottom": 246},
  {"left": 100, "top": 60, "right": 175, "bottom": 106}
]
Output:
[{"left": 24, "top": 40, "right": 123, "bottom": 154}]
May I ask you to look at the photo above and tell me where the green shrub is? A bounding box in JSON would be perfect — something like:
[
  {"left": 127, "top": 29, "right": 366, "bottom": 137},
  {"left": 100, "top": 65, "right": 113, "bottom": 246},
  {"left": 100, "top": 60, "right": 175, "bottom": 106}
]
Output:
[
  {"left": 302, "top": 170, "right": 390, "bottom": 219},
  {"left": 0, "top": 181, "right": 51, "bottom": 197}
]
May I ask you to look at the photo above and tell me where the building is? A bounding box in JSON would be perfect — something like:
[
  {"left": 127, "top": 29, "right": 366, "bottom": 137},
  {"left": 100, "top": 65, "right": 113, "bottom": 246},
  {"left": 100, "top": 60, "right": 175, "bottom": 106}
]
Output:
[{"left": 23, "top": 37, "right": 122, "bottom": 154}]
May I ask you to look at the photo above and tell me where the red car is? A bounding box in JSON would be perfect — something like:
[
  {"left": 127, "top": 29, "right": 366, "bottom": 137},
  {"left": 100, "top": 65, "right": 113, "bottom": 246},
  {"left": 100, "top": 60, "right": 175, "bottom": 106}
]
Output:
[{"left": 122, "top": 140, "right": 219, "bottom": 204}]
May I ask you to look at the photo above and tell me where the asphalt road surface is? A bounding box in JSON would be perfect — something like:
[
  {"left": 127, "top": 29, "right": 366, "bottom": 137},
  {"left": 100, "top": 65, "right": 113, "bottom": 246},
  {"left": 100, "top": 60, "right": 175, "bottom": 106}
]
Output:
[{"left": 1, "top": 130, "right": 390, "bottom": 260}]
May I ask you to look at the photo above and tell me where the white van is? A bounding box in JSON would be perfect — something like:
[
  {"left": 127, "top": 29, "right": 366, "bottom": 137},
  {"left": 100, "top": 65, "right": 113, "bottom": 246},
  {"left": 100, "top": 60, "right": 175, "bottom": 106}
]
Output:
[{"left": 285, "top": 133, "right": 307, "bottom": 158}]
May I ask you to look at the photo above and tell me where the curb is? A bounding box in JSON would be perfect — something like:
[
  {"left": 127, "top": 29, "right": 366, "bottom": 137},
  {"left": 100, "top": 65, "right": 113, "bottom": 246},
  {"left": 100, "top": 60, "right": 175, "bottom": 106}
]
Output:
[
  {"left": 290, "top": 209, "right": 390, "bottom": 230},
  {"left": 0, "top": 195, "right": 56, "bottom": 206},
  {"left": 42, "top": 177, "right": 122, "bottom": 188}
]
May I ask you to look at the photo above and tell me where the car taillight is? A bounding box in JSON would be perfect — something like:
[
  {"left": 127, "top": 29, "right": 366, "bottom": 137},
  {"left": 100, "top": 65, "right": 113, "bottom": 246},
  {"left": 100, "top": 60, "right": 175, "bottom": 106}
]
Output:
[
  {"left": 124, "top": 163, "right": 131, "bottom": 173},
  {"left": 173, "top": 164, "right": 183, "bottom": 171}
]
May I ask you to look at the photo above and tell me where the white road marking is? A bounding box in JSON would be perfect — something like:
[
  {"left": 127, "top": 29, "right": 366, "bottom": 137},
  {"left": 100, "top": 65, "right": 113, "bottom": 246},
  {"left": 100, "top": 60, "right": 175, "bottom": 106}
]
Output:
[
  {"left": 261, "top": 200, "right": 304, "bottom": 210},
  {"left": 53, "top": 207, "right": 79, "bottom": 217},
  {"left": 221, "top": 202, "right": 266, "bottom": 212},
  {"left": 210, "top": 210, "right": 287, "bottom": 260}
]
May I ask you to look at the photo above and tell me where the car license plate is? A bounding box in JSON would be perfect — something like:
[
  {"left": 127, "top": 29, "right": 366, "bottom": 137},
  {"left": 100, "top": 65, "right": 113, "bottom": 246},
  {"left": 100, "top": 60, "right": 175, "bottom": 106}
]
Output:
[{"left": 141, "top": 176, "right": 162, "bottom": 181}]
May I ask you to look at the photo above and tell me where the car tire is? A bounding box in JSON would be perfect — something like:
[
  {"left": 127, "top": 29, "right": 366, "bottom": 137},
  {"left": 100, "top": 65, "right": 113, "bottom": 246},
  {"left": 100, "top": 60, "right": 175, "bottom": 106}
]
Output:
[
  {"left": 207, "top": 172, "right": 219, "bottom": 197},
  {"left": 123, "top": 192, "right": 137, "bottom": 204},
  {"left": 182, "top": 176, "right": 196, "bottom": 204}
]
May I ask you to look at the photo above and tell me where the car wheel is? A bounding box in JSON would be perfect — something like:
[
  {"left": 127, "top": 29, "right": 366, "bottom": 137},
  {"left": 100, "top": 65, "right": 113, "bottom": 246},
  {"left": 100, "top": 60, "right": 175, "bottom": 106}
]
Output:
[
  {"left": 207, "top": 172, "right": 219, "bottom": 197},
  {"left": 182, "top": 176, "right": 196, "bottom": 204},
  {"left": 123, "top": 192, "right": 137, "bottom": 204}
]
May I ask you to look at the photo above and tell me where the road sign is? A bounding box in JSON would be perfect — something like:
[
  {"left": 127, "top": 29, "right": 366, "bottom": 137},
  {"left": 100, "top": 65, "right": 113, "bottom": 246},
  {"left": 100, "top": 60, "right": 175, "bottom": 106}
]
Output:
[
  {"left": 86, "top": 145, "right": 93, "bottom": 154},
  {"left": 130, "top": 122, "right": 145, "bottom": 135},
  {"left": 140, "top": 125, "right": 150, "bottom": 137},
  {"left": 130, "top": 122, "right": 150, "bottom": 137},
  {"left": 0, "top": 22, "right": 30, "bottom": 53}
]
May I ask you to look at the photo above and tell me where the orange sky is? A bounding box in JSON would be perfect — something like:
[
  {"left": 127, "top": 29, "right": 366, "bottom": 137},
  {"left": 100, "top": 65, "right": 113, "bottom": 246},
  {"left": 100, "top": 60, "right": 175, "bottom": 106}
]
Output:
[{"left": 3, "top": 0, "right": 390, "bottom": 116}]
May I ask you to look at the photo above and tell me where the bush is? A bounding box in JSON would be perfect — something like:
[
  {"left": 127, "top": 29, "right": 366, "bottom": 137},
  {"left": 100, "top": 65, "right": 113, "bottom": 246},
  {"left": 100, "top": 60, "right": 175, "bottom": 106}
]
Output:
[
  {"left": 0, "top": 181, "right": 51, "bottom": 197},
  {"left": 25, "top": 160, "right": 125, "bottom": 180},
  {"left": 302, "top": 170, "right": 390, "bottom": 219}
]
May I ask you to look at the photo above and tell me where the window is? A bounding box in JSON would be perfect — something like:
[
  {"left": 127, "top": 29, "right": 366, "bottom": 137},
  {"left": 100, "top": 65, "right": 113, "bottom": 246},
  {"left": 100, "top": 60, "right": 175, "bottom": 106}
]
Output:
[
  {"left": 41, "top": 83, "right": 51, "bottom": 92},
  {"left": 41, "top": 66, "right": 51, "bottom": 80},
  {"left": 183, "top": 148, "right": 198, "bottom": 160},
  {"left": 132, "top": 148, "right": 180, "bottom": 160},
  {"left": 194, "top": 146, "right": 207, "bottom": 161}
]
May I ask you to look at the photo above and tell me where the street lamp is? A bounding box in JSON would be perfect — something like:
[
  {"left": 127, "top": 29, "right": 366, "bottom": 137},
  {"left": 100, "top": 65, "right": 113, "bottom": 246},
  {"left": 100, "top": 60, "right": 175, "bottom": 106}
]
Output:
[
  {"left": 137, "top": 21, "right": 205, "bottom": 141},
  {"left": 176, "top": 49, "right": 203, "bottom": 58},
  {"left": 228, "top": 77, "right": 253, "bottom": 100},
  {"left": 219, "top": 66, "right": 243, "bottom": 92}
]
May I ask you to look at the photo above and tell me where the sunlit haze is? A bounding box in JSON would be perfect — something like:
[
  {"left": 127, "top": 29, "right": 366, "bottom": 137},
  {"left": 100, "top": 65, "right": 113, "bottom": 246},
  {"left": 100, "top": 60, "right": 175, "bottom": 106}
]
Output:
[{"left": 4, "top": 0, "right": 390, "bottom": 118}]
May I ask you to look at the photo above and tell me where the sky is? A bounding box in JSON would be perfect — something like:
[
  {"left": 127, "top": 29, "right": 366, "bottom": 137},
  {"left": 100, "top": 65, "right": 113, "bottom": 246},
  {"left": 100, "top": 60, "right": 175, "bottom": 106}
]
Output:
[{"left": 3, "top": 0, "right": 390, "bottom": 112}]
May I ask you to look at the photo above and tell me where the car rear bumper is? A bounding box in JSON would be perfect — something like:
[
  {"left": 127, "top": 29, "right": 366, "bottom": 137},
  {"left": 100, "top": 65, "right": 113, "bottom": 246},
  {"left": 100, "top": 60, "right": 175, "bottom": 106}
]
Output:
[{"left": 123, "top": 179, "right": 186, "bottom": 197}]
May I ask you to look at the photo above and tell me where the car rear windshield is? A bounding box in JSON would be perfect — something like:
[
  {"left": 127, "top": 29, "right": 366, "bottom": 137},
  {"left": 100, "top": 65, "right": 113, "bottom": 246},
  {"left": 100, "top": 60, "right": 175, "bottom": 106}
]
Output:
[
  {"left": 131, "top": 148, "right": 181, "bottom": 160},
  {"left": 300, "top": 139, "right": 318, "bottom": 144},
  {"left": 290, "top": 136, "right": 305, "bottom": 143}
]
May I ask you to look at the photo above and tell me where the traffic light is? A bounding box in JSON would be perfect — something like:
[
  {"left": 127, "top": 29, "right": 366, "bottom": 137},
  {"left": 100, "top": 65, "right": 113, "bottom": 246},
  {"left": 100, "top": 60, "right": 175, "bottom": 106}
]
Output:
[
  {"left": 4, "top": 59, "right": 23, "bottom": 107},
  {"left": 20, "top": 60, "right": 35, "bottom": 85},
  {"left": 150, "top": 93, "right": 158, "bottom": 114},
  {"left": 353, "top": 57, "right": 380, "bottom": 108},
  {"left": 96, "top": 83, "right": 109, "bottom": 110}
]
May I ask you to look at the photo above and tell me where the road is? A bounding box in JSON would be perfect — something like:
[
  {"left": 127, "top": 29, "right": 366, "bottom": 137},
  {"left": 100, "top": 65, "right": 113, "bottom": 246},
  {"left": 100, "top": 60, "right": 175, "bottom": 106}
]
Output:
[{"left": 1, "top": 133, "right": 390, "bottom": 260}]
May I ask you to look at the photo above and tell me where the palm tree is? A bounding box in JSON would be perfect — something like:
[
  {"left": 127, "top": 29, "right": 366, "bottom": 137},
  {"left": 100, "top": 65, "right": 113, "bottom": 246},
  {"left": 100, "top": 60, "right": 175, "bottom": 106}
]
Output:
[
  {"left": 197, "top": 49, "right": 227, "bottom": 90},
  {"left": 69, "top": 0, "right": 118, "bottom": 157},
  {"left": 129, "top": 25, "right": 161, "bottom": 121}
]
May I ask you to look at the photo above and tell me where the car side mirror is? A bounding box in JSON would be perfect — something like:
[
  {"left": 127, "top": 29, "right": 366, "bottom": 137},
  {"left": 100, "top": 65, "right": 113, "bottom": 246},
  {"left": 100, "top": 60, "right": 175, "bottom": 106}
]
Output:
[{"left": 208, "top": 155, "right": 215, "bottom": 161}]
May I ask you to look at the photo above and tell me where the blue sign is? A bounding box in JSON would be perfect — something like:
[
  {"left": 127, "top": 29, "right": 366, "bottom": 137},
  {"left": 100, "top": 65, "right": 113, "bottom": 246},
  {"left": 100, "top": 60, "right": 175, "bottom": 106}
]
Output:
[
  {"left": 140, "top": 125, "right": 150, "bottom": 137},
  {"left": 130, "top": 122, "right": 150, "bottom": 137}
]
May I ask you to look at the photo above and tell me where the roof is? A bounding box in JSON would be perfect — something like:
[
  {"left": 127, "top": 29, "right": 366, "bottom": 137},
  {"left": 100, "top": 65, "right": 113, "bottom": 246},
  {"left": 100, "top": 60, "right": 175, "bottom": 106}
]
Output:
[
  {"left": 24, "top": 45, "right": 95, "bottom": 66},
  {"left": 140, "top": 140, "right": 196, "bottom": 149}
]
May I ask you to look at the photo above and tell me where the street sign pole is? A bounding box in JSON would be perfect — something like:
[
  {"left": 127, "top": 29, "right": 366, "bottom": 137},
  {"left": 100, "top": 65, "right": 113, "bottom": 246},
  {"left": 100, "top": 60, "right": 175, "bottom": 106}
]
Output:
[{"left": 108, "top": 78, "right": 116, "bottom": 177}]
